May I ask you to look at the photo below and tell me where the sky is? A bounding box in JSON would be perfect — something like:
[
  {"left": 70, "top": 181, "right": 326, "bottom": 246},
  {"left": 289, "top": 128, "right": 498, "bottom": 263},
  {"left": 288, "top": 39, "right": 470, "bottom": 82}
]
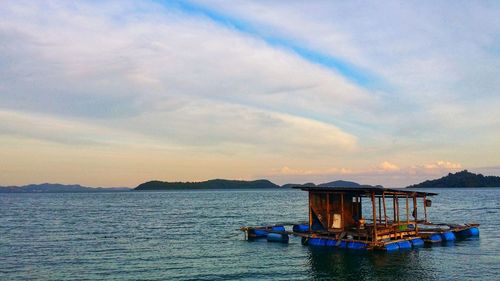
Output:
[{"left": 1, "top": 0, "right": 499, "bottom": 188}]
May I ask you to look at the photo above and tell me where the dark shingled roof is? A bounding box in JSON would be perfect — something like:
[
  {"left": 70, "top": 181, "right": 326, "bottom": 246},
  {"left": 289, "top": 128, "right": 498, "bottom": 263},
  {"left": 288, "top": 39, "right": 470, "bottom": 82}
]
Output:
[{"left": 294, "top": 185, "right": 437, "bottom": 197}]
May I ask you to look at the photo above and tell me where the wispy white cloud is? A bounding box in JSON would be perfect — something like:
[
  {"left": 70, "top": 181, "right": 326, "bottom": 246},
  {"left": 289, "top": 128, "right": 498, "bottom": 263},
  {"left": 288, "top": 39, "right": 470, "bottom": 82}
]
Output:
[{"left": 0, "top": 0, "right": 499, "bottom": 186}]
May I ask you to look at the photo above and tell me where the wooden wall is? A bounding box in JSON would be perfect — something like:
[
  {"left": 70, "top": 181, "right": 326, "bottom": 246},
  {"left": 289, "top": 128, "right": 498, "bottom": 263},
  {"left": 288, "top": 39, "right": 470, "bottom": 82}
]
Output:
[{"left": 309, "top": 192, "right": 357, "bottom": 231}]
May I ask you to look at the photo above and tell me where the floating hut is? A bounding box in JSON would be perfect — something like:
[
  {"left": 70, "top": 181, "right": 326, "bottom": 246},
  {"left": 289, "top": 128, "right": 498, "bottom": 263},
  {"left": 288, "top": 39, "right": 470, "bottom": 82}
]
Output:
[{"left": 241, "top": 186, "right": 479, "bottom": 251}]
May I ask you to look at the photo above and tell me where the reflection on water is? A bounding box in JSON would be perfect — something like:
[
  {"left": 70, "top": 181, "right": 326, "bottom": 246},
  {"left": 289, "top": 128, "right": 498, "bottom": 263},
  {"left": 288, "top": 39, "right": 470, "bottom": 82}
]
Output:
[{"left": 307, "top": 246, "right": 438, "bottom": 281}]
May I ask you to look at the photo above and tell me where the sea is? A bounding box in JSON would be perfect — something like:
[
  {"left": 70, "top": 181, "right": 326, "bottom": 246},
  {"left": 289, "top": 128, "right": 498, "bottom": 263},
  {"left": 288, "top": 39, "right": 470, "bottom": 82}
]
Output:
[{"left": 1, "top": 188, "right": 499, "bottom": 281}]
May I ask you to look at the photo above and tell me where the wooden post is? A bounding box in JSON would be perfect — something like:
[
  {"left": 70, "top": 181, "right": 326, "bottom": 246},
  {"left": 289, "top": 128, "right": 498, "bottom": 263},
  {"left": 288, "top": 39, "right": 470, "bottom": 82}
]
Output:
[
  {"left": 309, "top": 192, "right": 312, "bottom": 229},
  {"left": 413, "top": 195, "right": 418, "bottom": 234},
  {"left": 340, "top": 193, "right": 344, "bottom": 230},
  {"left": 371, "top": 192, "right": 377, "bottom": 241},
  {"left": 382, "top": 192, "right": 388, "bottom": 227},
  {"left": 327, "top": 193, "right": 330, "bottom": 229},
  {"left": 396, "top": 196, "right": 400, "bottom": 224},
  {"left": 393, "top": 196, "right": 397, "bottom": 223},
  {"left": 355, "top": 196, "right": 360, "bottom": 232},
  {"left": 423, "top": 195, "right": 428, "bottom": 223},
  {"left": 406, "top": 195, "right": 409, "bottom": 224},
  {"left": 378, "top": 196, "right": 382, "bottom": 224}
]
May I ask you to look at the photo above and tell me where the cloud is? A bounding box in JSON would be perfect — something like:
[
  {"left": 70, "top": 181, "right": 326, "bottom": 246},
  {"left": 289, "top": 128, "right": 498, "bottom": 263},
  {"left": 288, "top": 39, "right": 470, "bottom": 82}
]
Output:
[
  {"left": 189, "top": 0, "right": 500, "bottom": 139},
  {"left": 266, "top": 160, "right": 464, "bottom": 187},
  {"left": 0, "top": 1, "right": 499, "bottom": 186},
  {"left": 423, "top": 161, "right": 462, "bottom": 170},
  {"left": 279, "top": 166, "right": 353, "bottom": 176},
  {"left": 378, "top": 161, "right": 400, "bottom": 171}
]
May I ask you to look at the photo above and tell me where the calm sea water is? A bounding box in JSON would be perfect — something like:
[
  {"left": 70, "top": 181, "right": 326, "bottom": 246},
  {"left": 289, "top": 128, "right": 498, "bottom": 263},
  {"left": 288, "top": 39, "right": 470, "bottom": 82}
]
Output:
[{"left": 1, "top": 188, "right": 499, "bottom": 281}]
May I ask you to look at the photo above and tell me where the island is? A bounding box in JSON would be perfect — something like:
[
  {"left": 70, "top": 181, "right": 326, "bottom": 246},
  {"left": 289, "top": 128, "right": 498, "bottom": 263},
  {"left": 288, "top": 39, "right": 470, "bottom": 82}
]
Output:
[
  {"left": 0, "top": 183, "right": 130, "bottom": 193},
  {"left": 134, "top": 179, "right": 280, "bottom": 190},
  {"left": 282, "top": 180, "right": 383, "bottom": 189},
  {"left": 407, "top": 170, "right": 500, "bottom": 188}
]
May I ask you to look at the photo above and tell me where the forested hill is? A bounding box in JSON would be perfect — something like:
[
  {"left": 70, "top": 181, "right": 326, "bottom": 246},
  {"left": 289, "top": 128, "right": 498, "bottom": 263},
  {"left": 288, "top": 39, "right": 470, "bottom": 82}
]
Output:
[
  {"left": 135, "top": 179, "right": 280, "bottom": 190},
  {"left": 407, "top": 170, "right": 500, "bottom": 188}
]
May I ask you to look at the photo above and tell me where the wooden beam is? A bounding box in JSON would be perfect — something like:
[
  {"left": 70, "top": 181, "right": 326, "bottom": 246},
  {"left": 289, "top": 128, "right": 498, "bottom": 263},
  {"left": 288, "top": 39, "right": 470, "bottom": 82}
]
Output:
[{"left": 371, "top": 192, "right": 377, "bottom": 241}]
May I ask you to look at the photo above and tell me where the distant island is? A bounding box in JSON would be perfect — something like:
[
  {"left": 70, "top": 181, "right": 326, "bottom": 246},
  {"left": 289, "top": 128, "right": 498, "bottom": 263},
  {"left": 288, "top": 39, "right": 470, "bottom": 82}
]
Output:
[
  {"left": 0, "top": 183, "right": 130, "bottom": 193},
  {"left": 281, "top": 180, "right": 382, "bottom": 188},
  {"left": 135, "top": 179, "right": 381, "bottom": 191},
  {"left": 135, "top": 179, "right": 280, "bottom": 190},
  {"left": 407, "top": 170, "right": 500, "bottom": 188},
  {"left": 7, "top": 171, "right": 498, "bottom": 193},
  {"left": 0, "top": 179, "right": 374, "bottom": 193}
]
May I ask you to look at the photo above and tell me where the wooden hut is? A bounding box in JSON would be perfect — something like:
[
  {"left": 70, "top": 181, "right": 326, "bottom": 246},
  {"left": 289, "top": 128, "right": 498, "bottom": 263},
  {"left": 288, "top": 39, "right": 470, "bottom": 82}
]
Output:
[{"left": 302, "top": 186, "right": 436, "bottom": 244}]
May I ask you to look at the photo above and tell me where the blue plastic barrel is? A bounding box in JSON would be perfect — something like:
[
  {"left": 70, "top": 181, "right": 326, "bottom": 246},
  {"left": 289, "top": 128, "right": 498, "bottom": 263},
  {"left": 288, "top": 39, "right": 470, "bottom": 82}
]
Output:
[
  {"left": 409, "top": 238, "right": 425, "bottom": 247},
  {"left": 383, "top": 242, "right": 399, "bottom": 251},
  {"left": 325, "top": 239, "right": 337, "bottom": 247},
  {"left": 469, "top": 227, "right": 479, "bottom": 236},
  {"left": 397, "top": 240, "right": 412, "bottom": 249},
  {"left": 457, "top": 227, "right": 480, "bottom": 237},
  {"left": 428, "top": 233, "right": 442, "bottom": 243},
  {"left": 441, "top": 231, "right": 456, "bottom": 241},
  {"left": 272, "top": 225, "right": 286, "bottom": 232},
  {"left": 250, "top": 229, "right": 268, "bottom": 238},
  {"left": 267, "top": 233, "right": 289, "bottom": 243},
  {"left": 337, "top": 241, "right": 347, "bottom": 248},
  {"left": 292, "top": 224, "right": 309, "bottom": 233},
  {"left": 347, "top": 241, "right": 368, "bottom": 250},
  {"left": 309, "top": 238, "right": 327, "bottom": 246}
]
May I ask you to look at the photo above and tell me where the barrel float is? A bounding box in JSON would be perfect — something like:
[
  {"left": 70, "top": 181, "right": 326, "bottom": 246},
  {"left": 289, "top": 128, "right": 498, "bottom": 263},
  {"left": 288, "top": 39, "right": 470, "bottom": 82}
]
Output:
[
  {"left": 325, "top": 239, "right": 337, "bottom": 247},
  {"left": 336, "top": 240, "right": 347, "bottom": 248},
  {"left": 267, "top": 233, "right": 289, "bottom": 243},
  {"left": 383, "top": 242, "right": 399, "bottom": 251},
  {"left": 308, "top": 238, "right": 327, "bottom": 246},
  {"left": 469, "top": 227, "right": 480, "bottom": 236},
  {"left": 457, "top": 227, "right": 480, "bottom": 237},
  {"left": 441, "top": 231, "right": 456, "bottom": 242},
  {"left": 292, "top": 224, "right": 309, "bottom": 233},
  {"left": 427, "top": 233, "right": 442, "bottom": 243},
  {"left": 249, "top": 228, "right": 268, "bottom": 238},
  {"left": 271, "top": 225, "right": 286, "bottom": 232},
  {"left": 409, "top": 238, "right": 425, "bottom": 247},
  {"left": 347, "top": 241, "right": 368, "bottom": 250},
  {"left": 397, "top": 240, "right": 412, "bottom": 250}
]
